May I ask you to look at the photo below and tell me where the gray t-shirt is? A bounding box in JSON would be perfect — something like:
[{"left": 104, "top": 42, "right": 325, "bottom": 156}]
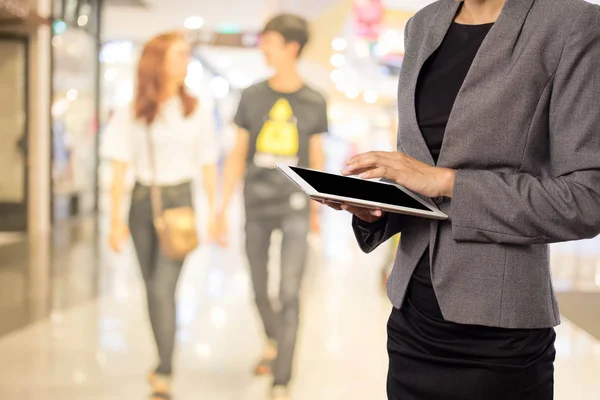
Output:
[{"left": 234, "top": 81, "right": 328, "bottom": 219}]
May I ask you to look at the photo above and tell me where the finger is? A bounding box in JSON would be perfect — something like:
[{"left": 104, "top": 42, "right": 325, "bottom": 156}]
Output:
[
  {"left": 342, "top": 153, "right": 381, "bottom": 175},
  {"left": 345, "top": 151, "right": 390, "bottom": 166},
  {"left": 341, "top": 204, "right": 382, "bottom": 219},
  {"left": 344, "top": 153, "right": 401, "bottom": 175},
  {"left": 357, "top": 166, "right": 395, "bottom": 180},
  {"left": 323, "top": 201, "right": 343, "bottom": 210},
  {"left": 369, "top": 208, "right": 384, "bottom": 217},
  {"left": 341, "top": 166, "right": 378, "bottom": 176}
]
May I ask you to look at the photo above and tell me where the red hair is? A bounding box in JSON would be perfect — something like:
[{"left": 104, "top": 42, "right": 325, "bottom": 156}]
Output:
[{"left": 134, "top": 31, "right": 197, "bottom": 125}]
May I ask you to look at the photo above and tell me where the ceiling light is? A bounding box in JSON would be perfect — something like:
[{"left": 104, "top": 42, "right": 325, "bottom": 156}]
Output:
[
  {"left": 345, "top": 87, "right": 360, "bottom": 99},
  {"left": 184, "top": 16, "right": 204, "bottom": 30},
  {"left": 99, "top": 41, "right": 134, "bottom": 64},
  {"left": 51, "top": 99, "right": 69, "bottom": 117},
  {"left": 66, "top": 89, "right": 78, "bottom": 102},
  {"left": 332, "top": 38, "right": 347, "bottom": 51},
  {"left": 51, "top": 36, "right": 63, "bottom": 47},
  {"left": 330, "top": 54, "right": 346, "bottom": 68},
  {"left": 187, "top": 60, "right": 204, "bottom": 77},
  {"left": 364, "top": 90, "right": 378, "bottom": 104},
  {"left": 335, "top": 82, "right": 347, "bottom": 92},
  {"left": 77, "top": 15, "right": 88, "bottom": 27},
  {"left": 330, "top": 69, "right": 343, "bottom": 83}
]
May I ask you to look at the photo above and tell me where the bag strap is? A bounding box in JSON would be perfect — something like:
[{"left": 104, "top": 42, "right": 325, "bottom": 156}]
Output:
[{"left": 146, "top": 124, "right": 163, "bottom": 221}]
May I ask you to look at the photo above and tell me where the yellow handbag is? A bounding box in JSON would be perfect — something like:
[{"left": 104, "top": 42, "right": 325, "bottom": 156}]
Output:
[{"left": 147, "top": 128, "right": 199, "bottom": 261}]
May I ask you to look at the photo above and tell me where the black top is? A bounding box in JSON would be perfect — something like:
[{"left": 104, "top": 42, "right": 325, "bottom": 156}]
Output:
[
  {"left": 234, "top": 81, "right": 328, "bottom": 219},
  {"left": 405, "top": 22, "right": 553, "bottom": 341},
  {"left": 409, "top": 22, "right": 495, "bottom": 318},
  {"left": 415, "top": 22, "right": 494, "bottom": 163}
]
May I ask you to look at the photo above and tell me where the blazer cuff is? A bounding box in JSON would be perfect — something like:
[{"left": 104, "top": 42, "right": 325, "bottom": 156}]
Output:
[{"left": 352, "top": 213, "right": 390, "bottom": 253}]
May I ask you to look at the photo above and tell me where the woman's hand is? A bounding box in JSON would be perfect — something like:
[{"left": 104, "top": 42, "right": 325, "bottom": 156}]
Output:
[
  {"left": 321, "top": 200, "right": 384, "bottom": 223},
  {"left": 342, "top": 151, "right": 456, "bottom": 198},
  {"left": 214, "top": 211, "right": 229, "bottom": 247},
  {"left": 109, "top": 220, "right": 129, "bottom": 253},
  {"left": 207, "top": 213, "right": 219, "bottom": 244}
]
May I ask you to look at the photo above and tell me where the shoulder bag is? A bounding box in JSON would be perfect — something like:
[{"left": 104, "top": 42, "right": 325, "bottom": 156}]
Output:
[{"left": 147, "top": 127, "right": 199, "bottom": 261}]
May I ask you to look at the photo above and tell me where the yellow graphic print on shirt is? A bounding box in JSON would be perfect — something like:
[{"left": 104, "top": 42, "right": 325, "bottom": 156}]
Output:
[{"left": 256, "top": 98, "right": 299, "bottom": 158}]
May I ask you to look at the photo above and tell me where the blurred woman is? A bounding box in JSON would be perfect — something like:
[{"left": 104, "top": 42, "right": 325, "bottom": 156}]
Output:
[{"left": 101, "top": 31, "right": 218, "bottom": 400}]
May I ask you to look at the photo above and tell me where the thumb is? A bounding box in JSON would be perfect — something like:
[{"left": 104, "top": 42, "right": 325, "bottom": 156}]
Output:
[{"left": 369, "top": 209, "right": 382, "bottom": 217}]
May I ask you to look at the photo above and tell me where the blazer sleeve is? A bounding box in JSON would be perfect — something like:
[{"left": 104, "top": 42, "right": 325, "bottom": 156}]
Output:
[{"left": 451, "top": 7, "right": 600, "bottom": 245}]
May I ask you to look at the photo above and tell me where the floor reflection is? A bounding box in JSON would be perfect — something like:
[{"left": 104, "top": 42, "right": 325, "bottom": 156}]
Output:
[{"left": 0, "top": 191, "right": 599, "bottom": 398}]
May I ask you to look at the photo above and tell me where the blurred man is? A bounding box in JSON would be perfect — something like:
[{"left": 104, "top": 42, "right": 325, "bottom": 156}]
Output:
[{"left": 216, "top": 13, "right": 327, "bottom": 400}]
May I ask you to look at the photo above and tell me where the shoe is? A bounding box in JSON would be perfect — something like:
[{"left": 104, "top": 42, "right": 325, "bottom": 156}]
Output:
[
  {"left": 149, "top": 373, "right": 172, "bottom": 400},
  {"left": 254, "top": 339, "right": 278, "bottom": 376},
  {"left": 270, "top": 385, "right": 289, "bottom": 400}
]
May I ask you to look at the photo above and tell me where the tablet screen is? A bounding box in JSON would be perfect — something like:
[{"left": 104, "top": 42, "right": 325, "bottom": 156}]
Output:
[{"left": 290, "top": 166, "right": 431, "bottom": 211}]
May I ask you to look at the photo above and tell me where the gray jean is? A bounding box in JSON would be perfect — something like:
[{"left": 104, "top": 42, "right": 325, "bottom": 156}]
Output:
[
  {"left": 245, "top": 211, "right": 309, "bottom": 386},
  {"left": 129, "top": 181, "right": 193, "bottom": 376}
]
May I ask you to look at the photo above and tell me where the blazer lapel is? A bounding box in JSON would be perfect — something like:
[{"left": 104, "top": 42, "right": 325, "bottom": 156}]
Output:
[
  {"left": 436, "top": 0, "right": 536, "bottom": 168},
  {"left": 401, "top": 0, "right": 460, "bottom": 166}
]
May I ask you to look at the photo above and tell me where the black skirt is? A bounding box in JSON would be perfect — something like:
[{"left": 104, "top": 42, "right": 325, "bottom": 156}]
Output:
[{"left": 387, "top": 298, "right": 556, "bottom": 400}]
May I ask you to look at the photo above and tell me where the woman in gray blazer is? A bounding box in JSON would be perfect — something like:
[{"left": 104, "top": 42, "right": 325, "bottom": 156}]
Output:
[{"left": 326, "top": 0, "right": 600, "bottom": 398}]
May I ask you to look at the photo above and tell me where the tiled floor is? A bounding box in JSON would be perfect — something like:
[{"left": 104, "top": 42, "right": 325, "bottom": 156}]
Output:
[{"left": 2, "top": 145, "right": 600, "bottom": 400}]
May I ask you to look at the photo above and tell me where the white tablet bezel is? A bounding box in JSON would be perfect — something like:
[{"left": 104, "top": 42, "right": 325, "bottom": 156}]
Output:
[{"left": 277, "top": 164, "right": 448, "bottom": 220}]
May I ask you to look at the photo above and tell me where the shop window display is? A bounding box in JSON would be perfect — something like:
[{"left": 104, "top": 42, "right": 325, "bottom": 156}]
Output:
[{"left": 51, "top": 2, "right": 100, "bottom": 221}]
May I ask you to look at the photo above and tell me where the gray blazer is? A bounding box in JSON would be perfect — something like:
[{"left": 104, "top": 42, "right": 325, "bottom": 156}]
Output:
[{"left": 353, "top": 0, "right": 600, "bottom": 329}]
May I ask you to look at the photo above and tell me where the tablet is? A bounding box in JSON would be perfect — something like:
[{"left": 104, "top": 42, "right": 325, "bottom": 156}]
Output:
[{"left": 277, "top": 164, "right": 448, "bottom": 220}]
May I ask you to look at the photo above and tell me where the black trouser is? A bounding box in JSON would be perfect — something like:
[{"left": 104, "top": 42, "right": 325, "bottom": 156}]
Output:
[
  {"left": 245, "top": 211, "right": 310, "bottom": 386},
  {"left": 129, "top": 181, "right": 193, "bottom": 376}
]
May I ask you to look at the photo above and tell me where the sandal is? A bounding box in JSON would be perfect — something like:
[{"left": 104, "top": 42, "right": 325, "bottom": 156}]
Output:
[
  {"left": 149, "top": 374, "right": 172, "bottom": 400},
  {"left": 254, "top": 340, "right": 277, "bottom": 376},
  {"left": 253, "top": 357, "right": 273, "bottom": 376}
]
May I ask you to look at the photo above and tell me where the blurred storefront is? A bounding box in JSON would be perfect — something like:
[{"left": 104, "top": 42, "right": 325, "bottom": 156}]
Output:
[
  {"left": 50, "top": 0, "right": 102, "bottom": 222},
  {"left": 0, "top": 0, "right": 50, "bottom": 235}
]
